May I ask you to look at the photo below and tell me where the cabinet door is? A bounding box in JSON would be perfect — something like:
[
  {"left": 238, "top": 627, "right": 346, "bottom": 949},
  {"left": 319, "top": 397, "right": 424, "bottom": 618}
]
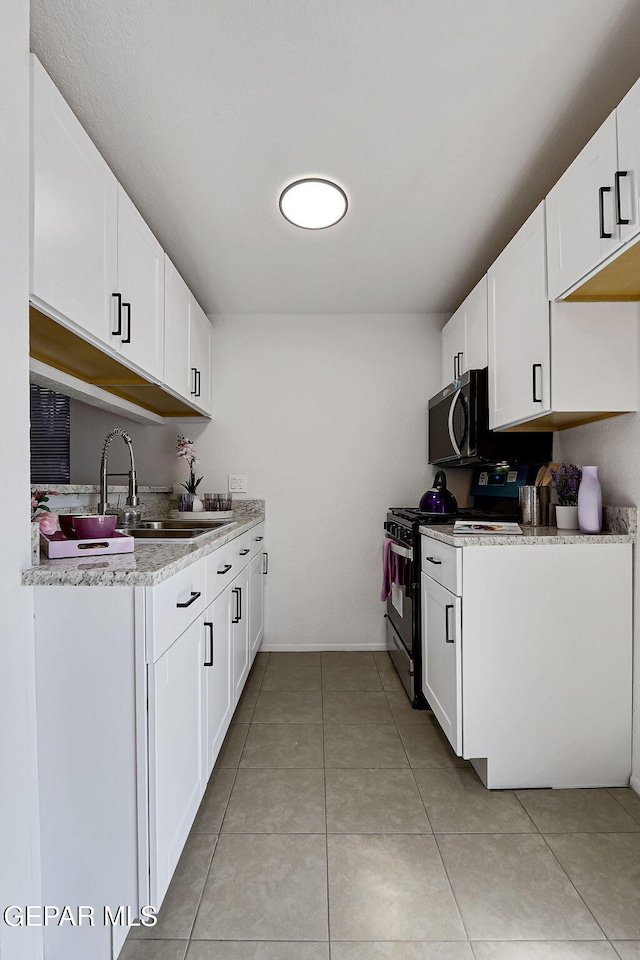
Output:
[
  {"left": 202, "top": 591, "right": 233, "bottom": 779},
  {"left": 615, "top": 78, "right": 640, "bottom": 246},
  {"left": 546, "top": 113, "right": 620, "bottom": 300},
  {"left": 30, "top": 55, "right": 117, "bottom": 346},
  {"left": 231, "top": 566, "right": 251, "bottom": 705},
  {"left": 488, "top": 202, "right": 551, "bottom": 429},
  {"left": 421, "top": 573, "right": 462, "bottom": 755},
  {"left": 441, "top": 307, "right": 466, "bottom": 388},
  {"left": 190, "top": 297, "right": 213, "bottom": 415},
  {"left": 117, "top": 186, "right": 165, "bottom": 379},
  {"left": 164, "top": 257, "right": 191, "bottom": 400},
  {"left": 149, "top": 618, "right": 203, "bottom": 906},
  {"left": 249, "top": 552, "right": 265, "bottom": 660},
  {"left": 463, "top": 275, "right": 488, "bottom": 373}
]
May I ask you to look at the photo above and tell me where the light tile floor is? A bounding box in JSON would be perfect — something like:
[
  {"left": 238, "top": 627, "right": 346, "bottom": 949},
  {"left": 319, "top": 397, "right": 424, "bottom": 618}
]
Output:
[{"left": 123, "top": 651, "right": 640, "bottom": 960}]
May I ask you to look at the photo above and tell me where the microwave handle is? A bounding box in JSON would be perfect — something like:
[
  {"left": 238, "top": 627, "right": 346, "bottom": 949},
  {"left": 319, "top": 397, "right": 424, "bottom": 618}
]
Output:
[{"left": 447, "top": 389, "right": 462, "bottom": 457}]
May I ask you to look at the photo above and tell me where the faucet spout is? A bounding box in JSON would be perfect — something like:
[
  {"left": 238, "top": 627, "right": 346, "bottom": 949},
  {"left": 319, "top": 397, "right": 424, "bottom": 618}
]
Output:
[{"left": 98, "top": 428, "right": 141, "bottom": 526}]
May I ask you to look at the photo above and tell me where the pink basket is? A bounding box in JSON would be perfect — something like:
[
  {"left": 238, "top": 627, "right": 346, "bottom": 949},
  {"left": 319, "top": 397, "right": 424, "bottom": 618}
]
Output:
[{"left": 40, "top": 530, "right": 135, "bottom": 559}]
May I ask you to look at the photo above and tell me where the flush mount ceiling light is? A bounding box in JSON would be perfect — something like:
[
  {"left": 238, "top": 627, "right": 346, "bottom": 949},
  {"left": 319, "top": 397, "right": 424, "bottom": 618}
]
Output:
[{"left": 279, "top": 178, "right": 348, "bottom": 229}]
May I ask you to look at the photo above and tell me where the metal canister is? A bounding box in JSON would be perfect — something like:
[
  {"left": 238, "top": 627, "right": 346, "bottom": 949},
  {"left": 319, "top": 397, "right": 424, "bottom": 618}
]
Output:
[{"left": 519, "top": 486, "right": 540, "bottom": 525}]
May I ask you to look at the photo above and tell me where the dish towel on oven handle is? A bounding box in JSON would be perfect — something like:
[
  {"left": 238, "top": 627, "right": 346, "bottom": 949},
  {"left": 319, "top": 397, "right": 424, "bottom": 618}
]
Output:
[{"left": 381, "top": 537, "right": 398, "bottom": 601}]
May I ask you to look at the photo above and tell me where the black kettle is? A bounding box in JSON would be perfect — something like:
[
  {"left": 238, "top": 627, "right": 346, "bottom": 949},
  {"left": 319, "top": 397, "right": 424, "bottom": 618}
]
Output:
[{"left": 419, "top": 470, "right": 458, "bottom": 517}]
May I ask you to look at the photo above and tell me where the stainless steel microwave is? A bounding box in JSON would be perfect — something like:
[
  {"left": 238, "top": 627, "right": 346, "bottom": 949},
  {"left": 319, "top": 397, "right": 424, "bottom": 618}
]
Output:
[{"left": 428, "top": 368, "right": 552, "bottom": 466}]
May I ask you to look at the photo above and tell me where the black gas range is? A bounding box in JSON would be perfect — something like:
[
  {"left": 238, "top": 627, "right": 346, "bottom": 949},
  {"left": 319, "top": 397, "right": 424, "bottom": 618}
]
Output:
[
  {"left": 383, "top": 504, "right": 516, "bottom": 707},
  {"left": 382, "top": 464, "right": 534, "bottom": 706}
]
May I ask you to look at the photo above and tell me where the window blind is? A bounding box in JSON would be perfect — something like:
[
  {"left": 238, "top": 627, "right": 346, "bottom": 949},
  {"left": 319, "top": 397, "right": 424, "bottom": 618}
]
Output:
[{"left": 30, "top": 384, "right": 70, "bottom": 484}]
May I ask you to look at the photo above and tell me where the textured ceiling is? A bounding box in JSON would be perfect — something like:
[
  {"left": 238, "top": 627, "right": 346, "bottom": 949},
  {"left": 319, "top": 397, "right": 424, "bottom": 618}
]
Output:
[{"left": 30, "top": 0, "right": 640, "bottom": 315}]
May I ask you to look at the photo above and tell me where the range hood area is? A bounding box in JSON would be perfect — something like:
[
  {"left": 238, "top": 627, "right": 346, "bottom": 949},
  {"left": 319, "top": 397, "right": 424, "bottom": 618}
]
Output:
[{"left": 29, "top": 307, "right": 204, "bottom": 420}]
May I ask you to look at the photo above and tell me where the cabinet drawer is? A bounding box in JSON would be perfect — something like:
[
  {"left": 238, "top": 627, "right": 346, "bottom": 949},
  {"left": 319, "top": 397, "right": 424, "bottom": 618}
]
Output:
[
  {"left": 421, "top": 537, "right": 462, "bottom": 595},
  {"left": 147, "top": 558, "right": 206, "bottom": 662},
  {"left": 205, "top": 531, "right": 252, "bottom": 603},
  {"left": 249, "top": 522, "right": 265, "bottom": 560}
]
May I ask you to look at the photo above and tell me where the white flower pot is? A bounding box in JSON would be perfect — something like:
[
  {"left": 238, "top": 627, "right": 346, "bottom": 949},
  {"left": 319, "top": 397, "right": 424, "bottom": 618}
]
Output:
[
  {"left": 191, "top": 496, "right": 204, "bottom": 513},
  {"left": 555, "top": 505, "right": 579, "bottom": 530}
]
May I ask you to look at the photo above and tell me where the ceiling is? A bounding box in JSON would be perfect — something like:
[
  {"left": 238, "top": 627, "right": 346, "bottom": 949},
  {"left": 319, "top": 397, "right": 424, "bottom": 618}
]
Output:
[{"left": 31, "top": 0, "right": 640, "bottom": 315}]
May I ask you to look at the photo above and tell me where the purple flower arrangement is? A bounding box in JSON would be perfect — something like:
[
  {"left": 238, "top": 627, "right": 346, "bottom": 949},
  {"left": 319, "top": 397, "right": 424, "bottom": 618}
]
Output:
[
  {"left": 550, "top": 463, "right": 581, "bottom": 506},
  {"left": 177, "top": 434, "right": 204, "bottom": 496}
]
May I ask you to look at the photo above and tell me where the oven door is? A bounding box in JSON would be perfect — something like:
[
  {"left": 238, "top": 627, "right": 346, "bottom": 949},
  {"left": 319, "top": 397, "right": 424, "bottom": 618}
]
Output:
[
  {"left": 428, "top": 378, "right": 471, "bottom": 465},
  {"left": 385, "top": 539, "right": 415, "bottom": 700}
]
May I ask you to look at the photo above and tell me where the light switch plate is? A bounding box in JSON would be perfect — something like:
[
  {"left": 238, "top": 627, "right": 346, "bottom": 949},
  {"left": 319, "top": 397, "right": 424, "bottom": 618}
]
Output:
[{"left": 228, "top": 474, "right": 247, "bottom": 493}]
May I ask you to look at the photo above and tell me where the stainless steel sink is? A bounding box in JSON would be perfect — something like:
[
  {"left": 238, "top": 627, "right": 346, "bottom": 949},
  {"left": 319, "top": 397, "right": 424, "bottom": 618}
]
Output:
[{"left": 121, "top": 519, "right": 236, "bottom": 540}]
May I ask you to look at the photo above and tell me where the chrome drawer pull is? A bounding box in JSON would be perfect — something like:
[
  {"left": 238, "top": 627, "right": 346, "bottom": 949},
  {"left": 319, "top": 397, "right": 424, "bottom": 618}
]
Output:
[
  {"left": 426, "top": 557, "right": 442, "bottom": 565},
  {"left": 217, "top": 563, "right": 232, "bottom": 575},
  {"left": 239, "top": 548, "right": 250, "bottom": 556}
]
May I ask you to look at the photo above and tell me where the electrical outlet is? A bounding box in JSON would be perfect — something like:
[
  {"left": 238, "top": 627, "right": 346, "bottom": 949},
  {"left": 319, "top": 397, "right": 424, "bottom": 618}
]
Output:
[{"left": 228, "top": 474, "right": 247, "bottom": 493}]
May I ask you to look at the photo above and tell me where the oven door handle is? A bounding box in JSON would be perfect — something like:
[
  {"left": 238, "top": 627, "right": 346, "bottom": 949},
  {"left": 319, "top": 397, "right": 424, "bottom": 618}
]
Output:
[
  {"left": 390, "top": 542, "right": 413, "bottom": 561},
  {"left": 447, "top": 389, "right": 462, "bottom": 458}
]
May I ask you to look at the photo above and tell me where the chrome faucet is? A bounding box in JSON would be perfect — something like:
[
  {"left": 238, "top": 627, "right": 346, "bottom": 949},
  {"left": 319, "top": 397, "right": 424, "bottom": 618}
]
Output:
[{"left": 98, "top": 428, "right": 142, "bottom": 527}]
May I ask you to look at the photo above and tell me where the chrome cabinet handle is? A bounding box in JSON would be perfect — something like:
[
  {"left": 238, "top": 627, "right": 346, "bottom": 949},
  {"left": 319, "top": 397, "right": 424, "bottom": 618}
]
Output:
[
  {"left": 176, "top": 590, "right": 201, "bottom": 608},
  {"left": 203, "top": 621, "right": 214, "bottom": 666},
  {"left": 112, "top": 293, "right": 122, "bottom": 336},
  {"left": 217, "top": 563, "right": 232, "bottom": 575},
  {"left": 615, "top": 171, "right": 630, "bottom": 225},
  {"left": 599, "top": 185, "right": 612, "bottom": 238},
  {"left": 122, "top": 302, "right": 131, "bottom": 343},
  {"left": 445, "top": 604, "right": 454, "bottom": 643},
  {"left": 426, "top": 557, "right": 442, "bottom": 565},
  {"left": 263, "top": 552, "right": 269, "bottom": 575},
  {"left": 532, "top": 363, "right": 542, "bottom": 403}
]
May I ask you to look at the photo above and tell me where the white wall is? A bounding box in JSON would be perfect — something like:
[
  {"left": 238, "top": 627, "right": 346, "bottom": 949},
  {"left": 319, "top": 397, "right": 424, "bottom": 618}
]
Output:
[
  {"left": 69, "top": 399, "right": 176, "bottom": 485},
  {"left": 555, "top": 367, "right": 640, "bottom": 788},
  {"left": 178, "top": 313, "right": 445, "bottom": 650},
  {"left": 0, "top": 3, "right": 43, "bottom": 958}
]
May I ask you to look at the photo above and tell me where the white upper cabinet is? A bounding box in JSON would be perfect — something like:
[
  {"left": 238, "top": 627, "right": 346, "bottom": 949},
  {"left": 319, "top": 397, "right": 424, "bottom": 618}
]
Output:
[
  {"left": 488, "top": 202, "right": 551, "bottom": 429},
  {"left": 441, "top": 307, "right": 465, "bottom": 388},
  {"left": 489, "top": 204, "right": 638, "bottom": 432},
  {"left": 615, "top": 77, "right": 640, "bottom": 246},
  {"left": 116, "top": 187, "right": 165, "bottom": 379},
  {"left": 441, "top": 275, "right": 488, "bottom": 389},
  {"left": 30, "top": 55, "right": 117, "bottom": 346},
  {"left": 546, "top": 113, "right": 621, "bottom": 301},
  {"left": 189, "top": 297, "right": 213, "bottom": 416},
  {"left": 164, "top": 257, "right": 192, "bottom": 401}
]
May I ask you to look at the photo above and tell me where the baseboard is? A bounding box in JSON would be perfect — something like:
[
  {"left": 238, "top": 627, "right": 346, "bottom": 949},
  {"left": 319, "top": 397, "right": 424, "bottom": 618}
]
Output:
[
  {"left": 261, "top": 643, "right": 388, "bottom": 652},
  {"left": 630, "top": 774, "right": 640, "bottom": 796}
]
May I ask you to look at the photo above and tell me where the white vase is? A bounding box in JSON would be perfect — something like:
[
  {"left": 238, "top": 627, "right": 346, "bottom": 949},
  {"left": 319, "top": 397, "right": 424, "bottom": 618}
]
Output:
[
  {"left": 555, "top": 505, "right": 579, "bottom": 530},
  {"left": 191, "top": 496, "right": 204, "bottom": 513},
  {"left": 578, "top": 465, "right": 602, "bottom": 534}
]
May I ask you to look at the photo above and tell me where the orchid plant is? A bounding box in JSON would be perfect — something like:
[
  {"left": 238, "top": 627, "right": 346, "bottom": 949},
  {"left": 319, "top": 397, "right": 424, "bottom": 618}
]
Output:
[
  {"left": 177, "top": 435, "right": 204, "bottom": 496},
  {"left": 31, "top": 489, "right": 59, "bottom": 535},
  {"left": 550, "top": 463, "right": 582, "bottom": 506}
]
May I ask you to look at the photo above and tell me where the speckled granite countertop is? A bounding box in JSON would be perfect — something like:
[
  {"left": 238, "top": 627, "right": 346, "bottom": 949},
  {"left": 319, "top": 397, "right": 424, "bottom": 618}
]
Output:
[
  {"left": 420, "top": 525, "right": 635, "bottom": 547},
  {"left": 30, "top": 484, "right": 174, "bottom": 494},
  {"left": 22, "top": 503, "right": 265, "bottom": 587}
]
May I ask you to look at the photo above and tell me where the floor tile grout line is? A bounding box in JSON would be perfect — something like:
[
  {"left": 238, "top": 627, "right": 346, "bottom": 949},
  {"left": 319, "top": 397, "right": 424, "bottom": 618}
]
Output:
[
  {"left": 431, "top": 831, "right": 472, "bottom": 944},
  {"left": 511, "top": 792, "right": 542, "bottom": 835},
  {"left": 537, "top": 831, "right": 610, "bottom": 942},
  {"left": 606, "top": 786, "right": 640, "bottom": 825},
  {"left": 185, "top": 833, "right": 219, "bottom": 944}
]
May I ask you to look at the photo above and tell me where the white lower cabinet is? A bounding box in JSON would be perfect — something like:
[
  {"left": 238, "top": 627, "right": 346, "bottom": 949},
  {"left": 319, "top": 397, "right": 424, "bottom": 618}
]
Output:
[
  {"left": 32, "top": 523, "right": 266, "bottom": 959},
  {"left": 149, "top": 616, "right": 204, "bottom": 907},
  {"left": 231, "top": 564, "right": 251, "bottom": 705},
  {"left": 249, "top": 551, "right": 265, "bottom": 658},
  {"left": 202, "top": 589, "right": 233, "bottom": 779},
  {"left": 421, "top": 573, "right": 461, "bottom": 756},
  {"left": 421, "top": 534, "right": 633, "bottom": 789}
]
